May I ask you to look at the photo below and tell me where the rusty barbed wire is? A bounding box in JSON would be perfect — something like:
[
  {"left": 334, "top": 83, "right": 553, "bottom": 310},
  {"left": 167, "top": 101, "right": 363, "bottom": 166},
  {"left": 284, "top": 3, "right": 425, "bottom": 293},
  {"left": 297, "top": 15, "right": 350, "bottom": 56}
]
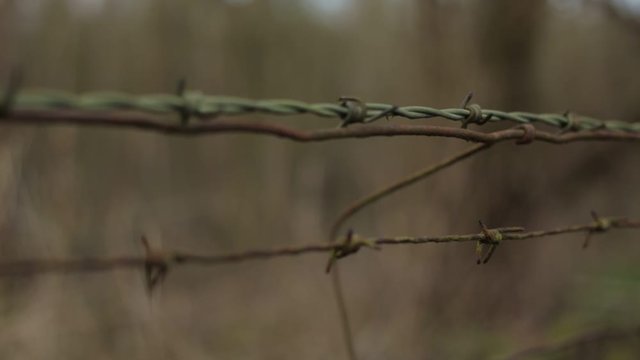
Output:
[
  {"left": 4, "top": 88, "right": 640, "bottom": 360},
  {"left": 0, "top": 216, "right": 637, "bottom": 277},
  {"left": 2, "top": 90, "right": 640, "bottom": 132},
  {"left": 4, "top": 109, "right": 640, "bottom": 145}
]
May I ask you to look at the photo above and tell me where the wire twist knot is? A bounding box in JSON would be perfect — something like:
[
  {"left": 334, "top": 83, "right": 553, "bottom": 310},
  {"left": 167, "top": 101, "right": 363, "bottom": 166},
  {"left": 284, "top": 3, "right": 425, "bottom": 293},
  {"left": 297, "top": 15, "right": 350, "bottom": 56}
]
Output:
[
  {"left": 515, "top": 124, "right": 536, "bottom": 144},
  {"left": 583, "top": 211, "right": 612, "bottom": 249},
  {"left": 326, "top": 230, "right": 380, "bottom": 273},
  {"left": 338, "top": 97, "right": 368, "bottom": 128},
  {"left": 475, "top": 221, "right": 524, "bottom": 264},
  {"left": 594, "top": 218, "right": 611, "bottom": 232},
  {"left": 460, "top": 92, "right": 491, "bottom": 128},
  {"left": 560, "top": 111, "right": 581, "bottom": 133}
]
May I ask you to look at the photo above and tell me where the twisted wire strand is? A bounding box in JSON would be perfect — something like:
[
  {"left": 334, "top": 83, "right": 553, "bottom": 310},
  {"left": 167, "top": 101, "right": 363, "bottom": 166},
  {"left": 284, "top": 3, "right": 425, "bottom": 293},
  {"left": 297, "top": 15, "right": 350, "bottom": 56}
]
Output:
[
  {"left": 9, "top": 90, "right": 640, "bottom": 132},
  {"left": 6, "top": 89, "right": 640, "bottom": 360}
]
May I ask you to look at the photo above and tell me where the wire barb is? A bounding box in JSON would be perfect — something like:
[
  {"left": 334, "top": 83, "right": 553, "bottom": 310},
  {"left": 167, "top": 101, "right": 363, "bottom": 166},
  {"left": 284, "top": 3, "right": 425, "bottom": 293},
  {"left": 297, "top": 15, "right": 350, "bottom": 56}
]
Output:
[
  {"left": 514, "top": 124, "right": 536, "bottom": 145},
  {"left": 460, "top": 92, "right": 491, "bottom": 128},
  {"left": 8, "top": 89, "right": 640, "bottom": 133},
  {"left": 583, "top": 210, "right": 613, "bottom": 249},
  {"left": 0, "top": 216, "right": 636, "bottom": 277},
  {"left": 141, "top": 236, "right": 171, "bottom": 295},
  {"left": 338, "top": 97, "right": 367, "bottom": 128},
  {"left": 560, "top": 110, "right": 579, "bottom": 133},
  {"left": 475, "top": 220, "right": 517, "bottom": 264}
]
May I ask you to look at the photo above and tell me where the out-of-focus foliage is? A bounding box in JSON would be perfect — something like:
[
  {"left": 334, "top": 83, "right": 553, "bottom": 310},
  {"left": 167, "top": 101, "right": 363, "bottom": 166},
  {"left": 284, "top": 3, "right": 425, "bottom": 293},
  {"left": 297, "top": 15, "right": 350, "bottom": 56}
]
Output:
[{"left": 1, "top": 0, "right": 640, "bottom": 358}]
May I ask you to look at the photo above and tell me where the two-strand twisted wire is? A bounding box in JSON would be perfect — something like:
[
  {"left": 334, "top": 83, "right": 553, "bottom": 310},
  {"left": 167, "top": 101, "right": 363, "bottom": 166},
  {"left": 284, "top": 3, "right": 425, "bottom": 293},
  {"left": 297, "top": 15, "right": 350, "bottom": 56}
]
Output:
[{"left": 8, "top": 90, "right": 640, "bottom": 132}]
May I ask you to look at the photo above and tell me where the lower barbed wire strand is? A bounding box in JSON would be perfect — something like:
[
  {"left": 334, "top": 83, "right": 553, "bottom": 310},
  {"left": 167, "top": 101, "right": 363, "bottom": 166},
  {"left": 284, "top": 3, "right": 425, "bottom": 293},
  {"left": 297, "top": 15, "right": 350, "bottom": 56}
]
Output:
[{"left": 0, "top": 217, "right": 637, "bottom": 276}]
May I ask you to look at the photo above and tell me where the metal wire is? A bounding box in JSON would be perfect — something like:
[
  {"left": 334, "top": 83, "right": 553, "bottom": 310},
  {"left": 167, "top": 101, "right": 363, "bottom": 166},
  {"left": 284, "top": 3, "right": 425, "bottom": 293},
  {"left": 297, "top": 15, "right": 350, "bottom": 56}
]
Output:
[
  {"left": 8, "top": 90, "right": 640, "bottom": 132},
  {"left": 4, "top": 88, "right": 640, "bottom": 360},
  {"left": 0, "top": 216, "right": 637, "bottom": 277}
]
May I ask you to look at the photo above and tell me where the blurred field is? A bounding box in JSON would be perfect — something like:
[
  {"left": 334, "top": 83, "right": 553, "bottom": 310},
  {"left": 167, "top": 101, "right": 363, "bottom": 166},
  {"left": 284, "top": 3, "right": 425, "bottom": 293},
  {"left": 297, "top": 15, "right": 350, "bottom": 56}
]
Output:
[{"left": 1, "top": 0, "right": 640, "bottom": 359}]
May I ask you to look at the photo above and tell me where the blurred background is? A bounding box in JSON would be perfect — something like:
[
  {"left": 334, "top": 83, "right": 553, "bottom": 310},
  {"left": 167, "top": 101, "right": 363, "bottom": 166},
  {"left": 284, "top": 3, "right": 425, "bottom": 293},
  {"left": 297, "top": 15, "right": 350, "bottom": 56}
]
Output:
[{"left": 1, "top": 0, "right": 640, "bottom": 358}]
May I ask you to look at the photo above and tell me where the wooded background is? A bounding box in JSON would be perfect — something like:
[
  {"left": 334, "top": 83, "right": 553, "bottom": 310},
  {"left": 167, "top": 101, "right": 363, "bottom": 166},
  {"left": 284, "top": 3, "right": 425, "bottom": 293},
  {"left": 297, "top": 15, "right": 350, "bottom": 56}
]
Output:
[{"left": 1, "top": 0, "right": 640, "bottom": 358}]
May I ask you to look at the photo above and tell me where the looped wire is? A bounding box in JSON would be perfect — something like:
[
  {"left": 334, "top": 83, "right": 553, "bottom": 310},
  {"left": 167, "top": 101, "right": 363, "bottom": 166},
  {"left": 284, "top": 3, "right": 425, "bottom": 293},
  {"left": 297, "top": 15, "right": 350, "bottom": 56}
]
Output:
[
  {"left": 325, "top": 229, "right": 380, "bottom": 273},
  {"left": 460, "top": 92, "right": 491, "bottom": 129},
  {"left": 476, "top": 220, "right": 503, "bottom": 264},
  {"left": 515, "top": 124, "right": 536, "bottom": 145},
  {"left": 338, "top": 97, "right": 368, "bottom": 128},
  {"left": 560, "top": 111, "right": 580, "bottom": 133}
]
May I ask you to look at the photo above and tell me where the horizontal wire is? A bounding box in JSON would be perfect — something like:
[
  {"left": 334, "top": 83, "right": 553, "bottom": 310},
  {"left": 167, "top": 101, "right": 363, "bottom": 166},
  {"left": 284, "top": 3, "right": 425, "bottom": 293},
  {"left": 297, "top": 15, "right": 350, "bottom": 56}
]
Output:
[
  {"left": 5, "top": 90, "right": 640, "bottom": 132},
  {"left": 0, "top": 216, "right": 637, "bottom": 277},
  {"left": 4, "top": 109, "right": 640, "bottom": 144}
]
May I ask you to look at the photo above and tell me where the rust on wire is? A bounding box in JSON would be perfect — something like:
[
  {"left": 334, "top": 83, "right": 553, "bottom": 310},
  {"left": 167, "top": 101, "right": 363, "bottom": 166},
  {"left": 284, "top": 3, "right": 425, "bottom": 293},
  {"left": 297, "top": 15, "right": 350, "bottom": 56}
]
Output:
[
  {"left": 583, "top": 210, "right": 612, "bottom": 249},
  {"left": 4, "top": 109, "right": 640, "bottom": 145},
  {"left": 514, "top": 124, "right": 536, "bottom": 145},
  {"left": 0, "top": 216, "right": 637, "bottom": 277}
]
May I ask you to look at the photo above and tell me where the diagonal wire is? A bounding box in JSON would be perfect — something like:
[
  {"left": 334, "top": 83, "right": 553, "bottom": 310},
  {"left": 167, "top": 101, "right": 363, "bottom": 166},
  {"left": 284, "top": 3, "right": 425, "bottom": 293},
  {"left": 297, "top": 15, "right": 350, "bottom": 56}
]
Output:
[
  {"left": 331, "top": 266, "right": 357, "bottom": 360},
  {"left": 6, "top": 90, "right": 640, "bottom": 132},
  {"left": 330, "top": 143, "right": 491, "bottom": 240},
  {"left": 326, "top": 144, "right": 490, "bottom": 360}
]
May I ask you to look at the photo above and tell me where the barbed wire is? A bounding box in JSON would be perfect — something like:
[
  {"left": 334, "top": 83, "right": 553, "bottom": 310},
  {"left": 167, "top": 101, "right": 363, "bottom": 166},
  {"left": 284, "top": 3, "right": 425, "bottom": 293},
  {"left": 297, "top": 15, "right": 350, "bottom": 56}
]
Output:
[
  {"left": 4, "top": 88, "right": 640, "bottom": 360},
  {"left": 5, "top": 109, "right": 640, "bottom": 145},
  {"left": 0, "top": 216, "right": 637, "bottom": 277},
  {"left": 4, "top": 90, "right": 640, "bottom": 132},
  {"left": 325, "top": 143, "right": 494, "bottom": 358},
  {"left": 329, "top": 144, "right": 491, "bottom": 245}
]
